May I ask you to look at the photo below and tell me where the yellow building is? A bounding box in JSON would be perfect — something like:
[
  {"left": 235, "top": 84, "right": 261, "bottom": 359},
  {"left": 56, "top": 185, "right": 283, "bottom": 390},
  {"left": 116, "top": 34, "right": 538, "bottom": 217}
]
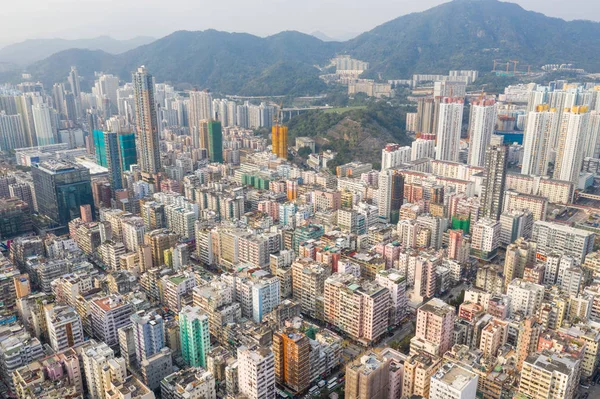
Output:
[{"left": 272, "top": 125, "right": 288, "bottom": 159}]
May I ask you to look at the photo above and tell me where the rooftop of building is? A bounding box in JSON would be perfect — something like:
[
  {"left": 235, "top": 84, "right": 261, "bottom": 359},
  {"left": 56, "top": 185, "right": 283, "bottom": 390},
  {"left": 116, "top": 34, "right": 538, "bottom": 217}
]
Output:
[
  {"left": 162, "top": 366, "right": 214, "bottom": 390},
  {"left": 167, "top": 273, "right": 192, "bottom": 285},
  {"left": 179, "top": 305, "right": 208, "bottom": 320},
  {"left": 46, "top": 304, "right": 79, "bottom": 325},
  {"left": 34, "top": 159, "right": 80, "bottom": 173},
  {"left": 92, "top": 295, "right": 129, "bottom": 312},
  {"left": 524, "top": 351, "right": 578, "bottom": 375},
  {"left": 106, "top": 375, "right": 152, "bottom": 399},
  {"left": 419, "top": 298, "right": 455, "bottom": 317},
  {"left": 377, "top": 269, "right": 405, "bottom": 283},
  {"left": 349, "top": 352, "right": 386, "bottom": 375},
  {"left": 432, "top": 362, "right": 477, "bottom": 390},
  {"left": 0, "top": 197, "right": 29, "bottom": 211}
]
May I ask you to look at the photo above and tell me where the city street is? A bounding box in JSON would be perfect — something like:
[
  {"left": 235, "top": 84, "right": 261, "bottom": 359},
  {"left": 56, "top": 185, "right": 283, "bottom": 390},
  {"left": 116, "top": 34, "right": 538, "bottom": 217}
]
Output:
[{"left": 378, "top": 319, "right": 414, "bottom": 348}]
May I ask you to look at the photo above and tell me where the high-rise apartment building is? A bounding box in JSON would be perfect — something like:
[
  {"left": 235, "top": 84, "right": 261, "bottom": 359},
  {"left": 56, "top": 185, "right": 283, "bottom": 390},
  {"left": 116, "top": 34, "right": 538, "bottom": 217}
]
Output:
[
  {"left": 189, "top": 90, "right": 213, "bottom": 145},
  {"left": 79, "top": 340, "right": 116, "bottom": 399},
  {"left": 0, "top": 112, "right": 27, "bottom": 151},
  {"left": 273, "top": 328, "right": 310, "bottom": 394},
  {"left": 435, "top": 97, "right": 464, "bottom": 162},
  {"left": 90, "top": 295, "right": 133, "bottom": 347},
  {"left": 68, "top": 66, "right": 81, "bottom": 99},
  {"left": 554, "top": 106, "right": 590, "bottom": 185},
  {"left": 519, "top": 351, "right": 580, "bottom": 399},
  {"left": 324, "top": 273, "right": 391, "bottom": 344},
  {"left": 45, "top": 304, "right": 84, "bottom": 352},
  {"left": 531, "top": 221, "right": 595, "bottom": 262},
  {"left": 345, "top": 351, "right": 390, "bottom": 399},
  {"left": 130, "top": 310, "right": 164, "bottom": 363},
  {"left": 521, "top": 105, "right": 557, "bottom": 176},
  {"left": 291, "top": 258, "right": 331, "bottom": 318},
  {"left": 145, "top": 229, "right": 178, "bottom": 268},
  {"left": 480, "top": 145, "right": 508, "bottom": 220},
  {"left": 506, "top": 279, "right": 544, "bottom": 317},
  {"left": 121, "top": 216, "right": 146, "bottom": 252},
  {"left": 375, "top": 269, "right": 407, "bottom": 326},
  {"left": 179, "top": 305, "right": 211, "bottom": 368},
  {"left": 411, "top": 138, "right": 436, "bottom": 160},
  {"left": 403, "top": 351, "right": 442, "bottom": 399},
  {"left": 32, "top": 103, "right": 55, "bottom": 146},
  {"left": 467, "top": 99, "right": 497, "bottom": 167},
  {"left": 32, "top": 160, "right": 94, "bottom": 226},
  {"left": 412, "top": 298, "right": 456, "bottom": 357},
  {"left": 132, "top": 66, "right": 161, "bottom": 175},
  {"left": 378, "top": 169, "right": 404, "bottom": 224},
  {"left": 417, "top": 97, "right": 438, "bottom": 135},
  {"left": 381, "top": 143, "right": 411, "bottom": 170},
  {"left": 503, "top": 238, "right": 536, "bottom": 287},
  {"left": 470, "top": 218, "right": 501, "bottom": 261},
  {"left": 429, "top": 362, "right": 478, "bottom": 399},
  {"left": 237, "top": 345, "right": 275, "bottom": 399},
  {"left": 162, "top": 272, "right": 197, "bottom": 311}
]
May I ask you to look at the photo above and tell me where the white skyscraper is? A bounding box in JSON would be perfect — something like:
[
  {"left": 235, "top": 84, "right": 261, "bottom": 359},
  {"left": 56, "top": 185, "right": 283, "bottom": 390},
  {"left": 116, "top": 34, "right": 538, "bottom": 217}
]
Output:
[
  {"left": 189, "top": 91, "right": 213, "bottom": 131},
  {"left": 436, "top": 98, "right": 464, "bottom": 162},
  {"left": 554, "top": 106, "right": 590, "bottom": 185},
  {"left": 584, "top": 110, "right": 600, "bottom": 159},
  {"left": 45, "top": 304, "right": 84, "bottom": 352},
  {"left": 132, "top": 66, "right": 161, "bottom": 175},
  {"left": 521, "top": 105, "right": 557, "bottom": 176},
  {"left": 381, "top": 143, "right": 411, "bottom": 170},
  {"left": 80, "top": 340, "right": 116, "bottom": 399},
  {"left": 506, "top": 279, "right": 545, "bottom": 317},
  {"left": 237, "top": 346, "right": 275, "bottom": 399},
  {"left": 411, "top": 138, "right": 435, "bottom": 160},
  {"left": 32, "top": 103, "right": 54, "bottom": 146},
  {"left": 467, "top": 99, "right": 498, "bottom": 167},
  {"left": 97, "top": 74, "right": 120, "bottom": 110},
  {"left": 0, "top": 112, "right": 27, "bottom": 151}
]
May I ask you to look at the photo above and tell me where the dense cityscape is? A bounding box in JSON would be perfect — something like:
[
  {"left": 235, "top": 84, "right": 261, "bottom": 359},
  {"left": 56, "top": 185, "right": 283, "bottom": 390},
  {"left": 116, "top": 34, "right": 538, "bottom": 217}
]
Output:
[{"left": 0, "top": 2, "right": 600, "bottom": 399}]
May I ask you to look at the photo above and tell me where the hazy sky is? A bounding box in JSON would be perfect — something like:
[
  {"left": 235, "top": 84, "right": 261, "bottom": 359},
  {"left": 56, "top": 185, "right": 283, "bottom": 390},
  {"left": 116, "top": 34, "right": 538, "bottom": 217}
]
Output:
[{"left": 2, "top": 0, "right": 599, "bottom": 46}]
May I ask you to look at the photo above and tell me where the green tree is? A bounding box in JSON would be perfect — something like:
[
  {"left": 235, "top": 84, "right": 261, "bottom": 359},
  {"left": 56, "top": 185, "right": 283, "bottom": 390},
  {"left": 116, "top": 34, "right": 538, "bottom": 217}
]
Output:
[
  {"left": 298, "top": 146, "right": 313, "bottom": 159},
  {"left": 449, "top": 290, "right": 466, "bottom": 311}
]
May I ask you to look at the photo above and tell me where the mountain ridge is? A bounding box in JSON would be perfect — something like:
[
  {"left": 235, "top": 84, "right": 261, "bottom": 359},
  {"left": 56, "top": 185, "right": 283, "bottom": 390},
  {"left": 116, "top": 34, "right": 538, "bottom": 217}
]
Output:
[
  {"left": 9, "top": 0, "right": 600, "bottom": 95},
  {"left": 0, "top": 36, "right": 156, "bottom": 67}
]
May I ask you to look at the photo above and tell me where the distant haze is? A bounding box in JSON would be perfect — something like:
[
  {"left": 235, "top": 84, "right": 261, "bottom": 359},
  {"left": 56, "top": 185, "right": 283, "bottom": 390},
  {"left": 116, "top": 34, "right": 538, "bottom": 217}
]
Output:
[{"left": 2, "top": 0, "right": 600, "bottom": 46}]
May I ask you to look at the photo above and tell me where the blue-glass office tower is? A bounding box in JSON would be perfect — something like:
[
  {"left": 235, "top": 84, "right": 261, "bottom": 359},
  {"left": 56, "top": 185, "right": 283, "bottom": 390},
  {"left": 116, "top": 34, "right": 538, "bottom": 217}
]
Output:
[
  {"left": 93, "top": 129, "right": 108, "bottom": 167},
  {"left": 94, "top": 130, "right": 137, "bottom": 191},
  {"left": 32, "top": 160, "right": 94, "bottom": 226}
]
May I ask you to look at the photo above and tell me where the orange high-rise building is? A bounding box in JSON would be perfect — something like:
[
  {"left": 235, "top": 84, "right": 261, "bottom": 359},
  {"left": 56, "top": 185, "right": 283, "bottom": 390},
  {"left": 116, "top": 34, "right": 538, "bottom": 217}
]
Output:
[
  {"left": 273, "top": 328, "right": 310, "bottom": 394},
  {"left": 272, "top": 125, "right": 288, "bottom": 159}
]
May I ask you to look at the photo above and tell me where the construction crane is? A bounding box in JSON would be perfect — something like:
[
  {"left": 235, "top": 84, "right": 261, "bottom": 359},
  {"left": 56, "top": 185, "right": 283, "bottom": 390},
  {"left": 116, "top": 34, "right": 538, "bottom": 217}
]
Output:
[
  {"left": 273, "top": 101, "right": 283, "bottom": 126},
  {"left": 478, "top": 84, "right": 487, "bottom": 102},
  {"left": 510, "top": 60, "right": 519, "bottom": 74},
  {"left": 493, "top": 60, "right": 501, "bottom": 72},
  {"left": 506, "top": 62, "right": 510, "bottom": 74}
]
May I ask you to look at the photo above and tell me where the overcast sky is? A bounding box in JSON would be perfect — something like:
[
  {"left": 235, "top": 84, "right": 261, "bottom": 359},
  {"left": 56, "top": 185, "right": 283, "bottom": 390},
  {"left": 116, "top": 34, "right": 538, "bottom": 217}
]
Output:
[{"left": 2, "top": 0, "right": 599, "bottom": 46}]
